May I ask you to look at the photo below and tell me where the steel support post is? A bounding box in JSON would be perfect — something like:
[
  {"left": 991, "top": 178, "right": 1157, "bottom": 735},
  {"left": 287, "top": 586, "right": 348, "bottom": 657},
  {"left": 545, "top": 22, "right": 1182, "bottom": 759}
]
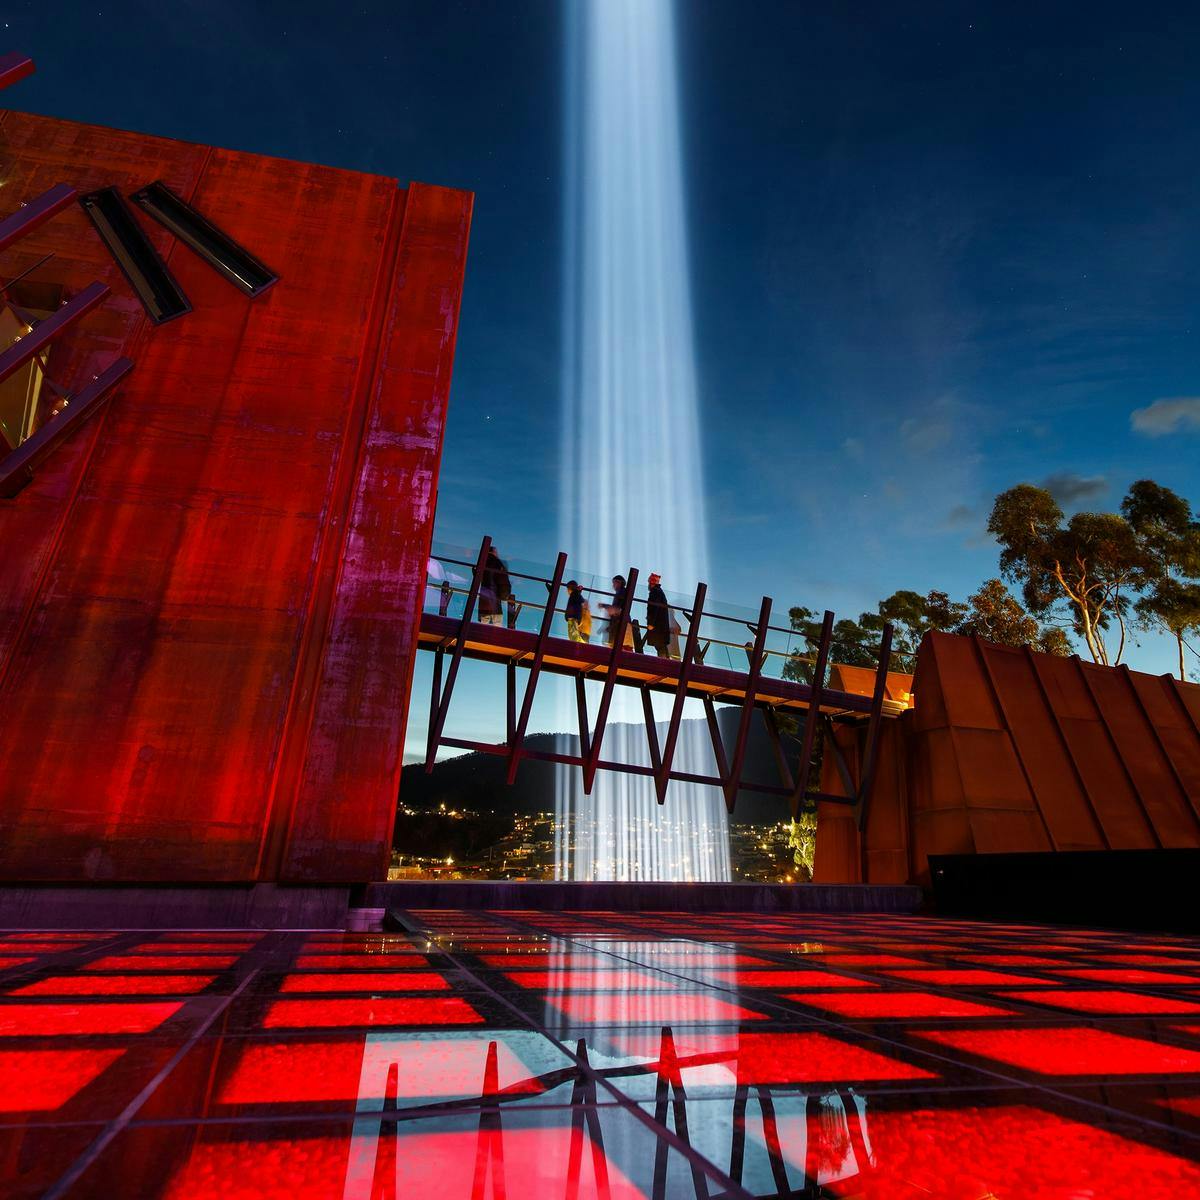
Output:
[
  {"left": 582, "top": 566, "right": 638, "bottom": 793},
  {"left": 654, "top": 581, "right": 707, "bottom": 803},
  {"left": 723, "top": 596, "right": 773, "bottom": 812},
  {"left": 789, "top": 609, "right": 834, "bottom": 817},
  {"left": 424, "top": 536, "right": 491, "bottom": 771},
  {"left": 505, "top": 551, "right": 567, "bottom": 783}
]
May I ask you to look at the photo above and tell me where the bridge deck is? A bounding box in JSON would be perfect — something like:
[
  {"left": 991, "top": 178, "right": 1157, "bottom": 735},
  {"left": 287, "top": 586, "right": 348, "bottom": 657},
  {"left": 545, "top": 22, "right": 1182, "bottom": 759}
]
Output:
[{"left": 417, "top": 612, "right": 911, "bottom": 720}]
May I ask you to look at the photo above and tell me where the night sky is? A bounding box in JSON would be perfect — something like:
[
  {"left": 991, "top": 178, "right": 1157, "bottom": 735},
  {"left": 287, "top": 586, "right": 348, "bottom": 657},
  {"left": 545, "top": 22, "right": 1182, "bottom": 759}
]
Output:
[{"left": 8, "top": 1, "right": 1200, "bottom": 674}]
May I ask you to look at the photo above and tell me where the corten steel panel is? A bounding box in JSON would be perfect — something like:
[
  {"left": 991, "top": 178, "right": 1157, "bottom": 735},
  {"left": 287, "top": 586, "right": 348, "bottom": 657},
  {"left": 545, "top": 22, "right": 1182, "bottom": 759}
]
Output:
[
  {"left": 812, "top": 719, "right": 909, "bottom": 885},
  {"left": 277, "top": 182, "right": 473, "bottom": 882},
  {"left": 893, "top": 634, "right": 1200, "bottom": 885},
  {"left": 1081, "top": 663, "right": 1200, "bottom": 847},
  {"left": 812, "top": 725, "right": 861, "bottom": 884},
  {"left": 1033, "top": 654, "right": 1157, "bottom": 848},
  {"left": 0, "top": 112, "right": 470, "bottom": 882},
  {"left": 0, "top": 113, "right": 207, "bottom": 677},
  {"left": 863, "top": 717, "right": 912, "bottom": 883},
  {"left": 982, "top": 644, "right": 1107, "bottom": 850}
]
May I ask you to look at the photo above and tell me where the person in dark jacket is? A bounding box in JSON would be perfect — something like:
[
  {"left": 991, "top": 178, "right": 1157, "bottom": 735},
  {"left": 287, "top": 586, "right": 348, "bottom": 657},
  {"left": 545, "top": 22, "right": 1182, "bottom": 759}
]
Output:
[
  {"left": 478, "top": 547, "right": 512, "bottom": 625},
  {"left": 604, "top": 574, "right": 634, "bottom": 647},
  {"left": 645, "top": 572, "right": 671, "bottom": 657}
]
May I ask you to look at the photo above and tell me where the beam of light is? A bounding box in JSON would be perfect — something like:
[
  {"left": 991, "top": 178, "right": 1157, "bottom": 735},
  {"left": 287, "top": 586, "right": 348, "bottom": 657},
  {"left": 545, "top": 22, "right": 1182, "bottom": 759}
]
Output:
[{"left": 556, "top": 0, "right": 730, "bottom": 882}]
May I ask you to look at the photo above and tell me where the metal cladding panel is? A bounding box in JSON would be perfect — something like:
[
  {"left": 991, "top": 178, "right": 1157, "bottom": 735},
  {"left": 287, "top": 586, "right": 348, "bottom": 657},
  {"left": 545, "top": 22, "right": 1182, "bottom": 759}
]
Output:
[
  {"left": 0, "top": 113, "right": 206, "bottom": 676},
  {"left": 1081, "top": 664, "right": 1200, "bottom": 847},
  {"left": 1029, "top": 653, "right": 1157, "bottom": 848},
  {"left": 983, "top": 644, "right": 1107, "bottom": 850},
  {"left": 812, "top": 725, "right": 861, "bottom": 885},
  {"left": 278, "top": 182, "right": 473, "bottom": 882},
  {"left": 0, "top": 112, "right": 469, "bottom": 882},
  {"left": 862, "top": 717, "right": 911, "bottom": 884}
]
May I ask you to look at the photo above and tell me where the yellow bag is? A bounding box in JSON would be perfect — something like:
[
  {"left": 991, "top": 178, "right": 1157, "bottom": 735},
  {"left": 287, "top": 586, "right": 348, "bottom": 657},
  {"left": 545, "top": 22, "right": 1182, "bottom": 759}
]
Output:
[{"left": 579, "top": 601, "right": 592, "bottom": 637}]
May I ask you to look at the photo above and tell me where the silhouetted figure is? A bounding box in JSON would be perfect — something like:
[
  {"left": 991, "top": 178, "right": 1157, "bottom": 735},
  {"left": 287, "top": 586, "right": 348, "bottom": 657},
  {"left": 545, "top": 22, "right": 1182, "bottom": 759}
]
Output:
[
  {"left": 438, "top": 579, "right": 452, "bottom": 617},
  {"left": 604, "top": 574, "right": 635, "bottom": 648},
  {"left": 478, "top": 547, "right": 512, "bottom": 625},
  {"left": 564, "top": 579, "right": 591, "bottom": 643},
  {"left": 645, "top": 572, "right": 671, "bottom": 657}
]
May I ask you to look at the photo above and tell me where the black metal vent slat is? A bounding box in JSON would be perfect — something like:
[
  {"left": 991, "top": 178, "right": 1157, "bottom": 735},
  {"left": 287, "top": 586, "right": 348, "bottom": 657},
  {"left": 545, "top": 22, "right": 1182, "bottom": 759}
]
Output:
[
  {"left": 131, "top": 181, "right": 278, "bottom": 298},
  {"left": 78, "top": 187, "right": 191, "bottom": 325}
]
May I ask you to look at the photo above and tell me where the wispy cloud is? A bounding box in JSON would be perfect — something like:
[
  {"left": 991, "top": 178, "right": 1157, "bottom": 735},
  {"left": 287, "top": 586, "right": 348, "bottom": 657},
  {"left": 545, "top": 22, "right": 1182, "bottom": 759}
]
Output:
[
  {"left": 1041, "top": 471, "right": 1108, "bottom": 505},
  {"left": 1130, "top": 397, "right": 1200, "bottom": 437}
]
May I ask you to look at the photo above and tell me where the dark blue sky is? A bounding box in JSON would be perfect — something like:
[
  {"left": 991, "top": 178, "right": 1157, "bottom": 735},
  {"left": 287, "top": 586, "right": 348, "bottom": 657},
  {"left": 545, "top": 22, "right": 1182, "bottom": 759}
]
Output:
[{"left": 10, "top": 1, "right": 1200, "bottom": 672}]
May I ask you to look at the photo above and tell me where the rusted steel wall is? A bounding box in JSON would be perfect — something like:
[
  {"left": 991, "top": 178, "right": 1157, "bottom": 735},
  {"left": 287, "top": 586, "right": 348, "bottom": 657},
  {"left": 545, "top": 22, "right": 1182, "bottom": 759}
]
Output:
[
  {"left": 815, "top": 631, "right": 1200, "bottom": 886},
  {"left": 812, "top": 717, "right": 911, "bottom": 886},
  {"left": 0, "top": 111, "right": 471, "bottom": 883}
]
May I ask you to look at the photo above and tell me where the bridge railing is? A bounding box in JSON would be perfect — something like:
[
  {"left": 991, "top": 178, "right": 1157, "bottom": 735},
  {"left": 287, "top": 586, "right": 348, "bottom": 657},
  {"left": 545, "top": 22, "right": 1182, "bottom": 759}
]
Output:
[{"left": 425, "top": 539, "right": 837, "bottom": 685}]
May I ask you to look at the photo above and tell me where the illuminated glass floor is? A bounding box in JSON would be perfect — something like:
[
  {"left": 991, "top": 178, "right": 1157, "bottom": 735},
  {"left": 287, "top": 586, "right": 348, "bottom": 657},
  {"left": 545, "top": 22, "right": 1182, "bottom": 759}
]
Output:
[{"left": 2, "top": 912, "right": 1200, "bottom": 1197}]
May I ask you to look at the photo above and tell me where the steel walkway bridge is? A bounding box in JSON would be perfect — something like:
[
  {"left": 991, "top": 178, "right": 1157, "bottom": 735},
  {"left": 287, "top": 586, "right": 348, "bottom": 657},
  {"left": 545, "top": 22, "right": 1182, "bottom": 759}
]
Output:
[{"left": 418, "top": 537, "right": 910, "bottom": 823}]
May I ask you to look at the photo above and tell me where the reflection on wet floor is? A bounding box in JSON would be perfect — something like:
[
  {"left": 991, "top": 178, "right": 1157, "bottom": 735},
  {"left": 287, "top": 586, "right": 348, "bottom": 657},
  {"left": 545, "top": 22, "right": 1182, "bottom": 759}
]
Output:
[{"left": 1, "top": 911, "right": 1199, "bottom": 1197}]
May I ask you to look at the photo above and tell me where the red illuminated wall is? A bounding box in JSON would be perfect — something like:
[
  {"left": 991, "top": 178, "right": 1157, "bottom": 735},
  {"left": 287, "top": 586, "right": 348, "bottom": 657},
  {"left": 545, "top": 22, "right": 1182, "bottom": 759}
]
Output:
[
  {"left": 0, "top": 111, "right": 472, "bottom": 883},
  {"left": 814, "top": 633, "right": 1200, "bottom": 885}
]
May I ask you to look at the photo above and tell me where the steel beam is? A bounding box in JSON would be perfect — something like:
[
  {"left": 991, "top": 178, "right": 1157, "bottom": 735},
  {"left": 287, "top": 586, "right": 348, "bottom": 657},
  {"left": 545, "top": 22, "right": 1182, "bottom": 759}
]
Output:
[
  {"left": 582, "top": 566, "right": 637, "bottom": 794},
  {"left": 702, "top": 696, "right": 731, "bottom": 796},
  {"left": 0, "top": 53, "right": 34, "bottom": 91},
  {"left": 424, "top": 536, "right": 491, "bottom": 771},
  {"left": 0, "top": 281, "right": 108, "bottom": 386},
  {"left": 723, "top": 596, "right": 772, "bottom": 812},
  {"left": 0, "top": 357, "right": 134, "bottom": 498},
  {"left": 653, "top": 582, "right": 706, "bottom": 803},
  {"left": 855, "top": 623, "right": 894, "bottom": 833},
  {"left": 505, "top": 551, "right": 566, "bottom": 783},
  {"left": 574, "top": 675, "right": 591, "bottom": 761},
  {"left": 789, "top": 609, "right": 833, "bottom": 817},
  {"left": 0, "top": 184, "right": 77, "bottom": 254},
  {"left": 641, "top": 687, "right": 663, "bottom": 778},
  {"left": 761, "top": 706, "right": 794, "bottom": 793}
]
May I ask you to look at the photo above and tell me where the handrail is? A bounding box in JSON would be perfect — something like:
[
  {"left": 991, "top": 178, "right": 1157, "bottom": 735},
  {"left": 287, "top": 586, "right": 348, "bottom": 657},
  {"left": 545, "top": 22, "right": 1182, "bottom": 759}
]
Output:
[
  {"left": 426, "top": 579, "right": 818, "bottom": 667},
  {"left": 429, "top": 552, "right": 822, "bottom": 645}
]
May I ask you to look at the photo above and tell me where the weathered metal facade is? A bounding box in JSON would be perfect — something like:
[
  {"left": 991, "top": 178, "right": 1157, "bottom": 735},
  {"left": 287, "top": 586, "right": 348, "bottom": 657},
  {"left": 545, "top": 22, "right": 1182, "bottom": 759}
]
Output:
[
  {"left": 0, "top": 107, "right": 472, "bottom": 883},
  {"left": 814, "top": 632, "right": 1200, "bottom": 885}
]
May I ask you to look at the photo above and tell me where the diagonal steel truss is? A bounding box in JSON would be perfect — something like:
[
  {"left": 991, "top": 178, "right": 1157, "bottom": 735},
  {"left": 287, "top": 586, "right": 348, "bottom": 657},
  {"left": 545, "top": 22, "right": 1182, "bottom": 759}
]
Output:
[{"left": 422, "top": 537, "right": 895, "bottom": 820}]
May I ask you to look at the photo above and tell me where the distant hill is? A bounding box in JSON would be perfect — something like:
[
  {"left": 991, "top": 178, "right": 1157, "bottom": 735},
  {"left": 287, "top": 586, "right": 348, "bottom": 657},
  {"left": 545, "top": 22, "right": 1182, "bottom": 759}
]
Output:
[{"left": 399, "top": 707, "right": 795, "bottom": 828}]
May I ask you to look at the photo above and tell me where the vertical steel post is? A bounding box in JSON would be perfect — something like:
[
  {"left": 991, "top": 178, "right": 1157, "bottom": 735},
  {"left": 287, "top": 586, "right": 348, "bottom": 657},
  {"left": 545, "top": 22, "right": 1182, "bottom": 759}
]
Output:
[
  {"left": 855, "top": 623, "right": 894, "bottom": 833},
  {"left": 654, "top": 581, "right": 707, "bottom": 803},
  {"left": 582, "top": 567, "right": 638, "bottom": 793},
  {"left": 424, "top": 536, "right": 491, "bottom": 770},
  {"left": 789, "top": 610, "right": 834, "bottom": 817},
  {"left": 505, "top": 551, "right": 567, "bottom": 783},
  {"left": 723, "top": 596, "right": 773, "bottom": 813}
]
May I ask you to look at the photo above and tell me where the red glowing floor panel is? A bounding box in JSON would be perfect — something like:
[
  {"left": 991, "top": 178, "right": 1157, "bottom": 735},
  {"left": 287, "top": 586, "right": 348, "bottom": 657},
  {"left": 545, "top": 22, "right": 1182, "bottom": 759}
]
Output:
[
  {"left": 1003, "top": 989, "right": 1200, "bottom": 1015},
  {"left": 12, "top": 974, "right": 217, "bottom": 996},
  {"left": 277, "top": 971, "right": 452, "bottom": 993},
  {"left": 7, "top": 914, "right": 1200, "bottom": 1199},
  {"left": 917, "top": 1027, "right": 1200, "bottom": 1075},
  {"left": 791, "top": 990, "right": 1012, "bottom": 1019},
  {"left": 769, "top": 1104, "right": 1200, "bottom": 1198},
  {"left": 0, "top": 1047, "right": 125, "bottom": 1112},
  {"left": 262, "top": 997, "right": 483, "bottom": 1028}
]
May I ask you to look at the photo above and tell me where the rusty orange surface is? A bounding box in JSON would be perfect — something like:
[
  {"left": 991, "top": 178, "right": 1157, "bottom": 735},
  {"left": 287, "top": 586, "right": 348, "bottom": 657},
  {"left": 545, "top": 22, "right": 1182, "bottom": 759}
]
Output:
[
  {"left": 0, "top": 111, "right": 471, "bottom": 882},
  {"left": 815, "top": 632, "right": 1200, "bottom": 886}
]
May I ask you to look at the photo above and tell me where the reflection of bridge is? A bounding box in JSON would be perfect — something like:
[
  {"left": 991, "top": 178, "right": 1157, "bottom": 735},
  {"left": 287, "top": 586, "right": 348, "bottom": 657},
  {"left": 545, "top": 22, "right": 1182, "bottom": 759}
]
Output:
[
  {"left": 362, "top": 1025, "right": 872, "bottom": 1200},
  {"left": 418, "top": 537, "right": 911, "bottom": 820}
]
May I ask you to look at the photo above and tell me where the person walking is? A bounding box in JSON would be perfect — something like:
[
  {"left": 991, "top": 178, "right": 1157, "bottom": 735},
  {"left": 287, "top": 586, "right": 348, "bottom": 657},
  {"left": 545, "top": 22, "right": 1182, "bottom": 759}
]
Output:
[
  {"left": 645, "top": 572, "right": 671, "bottom": 657},
  {"left": 604, "top": 574, "right": 635, "bottom": 648},
  {"left": 564, "top": 580, "right": 591, "bottom": 643},
  {"left": 478, "top": 546, "right": 511, "bottom": 625}
]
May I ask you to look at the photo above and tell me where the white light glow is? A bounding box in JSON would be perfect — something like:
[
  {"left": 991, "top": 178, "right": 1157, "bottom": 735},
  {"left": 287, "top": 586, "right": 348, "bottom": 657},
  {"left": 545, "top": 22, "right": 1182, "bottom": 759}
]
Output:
[{"left": 556, "top": 0, "right": 731, "bottom": 882}]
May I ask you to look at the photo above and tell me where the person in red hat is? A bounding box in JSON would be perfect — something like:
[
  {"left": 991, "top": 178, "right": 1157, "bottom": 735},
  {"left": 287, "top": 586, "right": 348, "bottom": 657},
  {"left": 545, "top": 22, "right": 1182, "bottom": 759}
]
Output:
[{"left": 645, "top": 572, "right": 671, "bottom": 657}]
